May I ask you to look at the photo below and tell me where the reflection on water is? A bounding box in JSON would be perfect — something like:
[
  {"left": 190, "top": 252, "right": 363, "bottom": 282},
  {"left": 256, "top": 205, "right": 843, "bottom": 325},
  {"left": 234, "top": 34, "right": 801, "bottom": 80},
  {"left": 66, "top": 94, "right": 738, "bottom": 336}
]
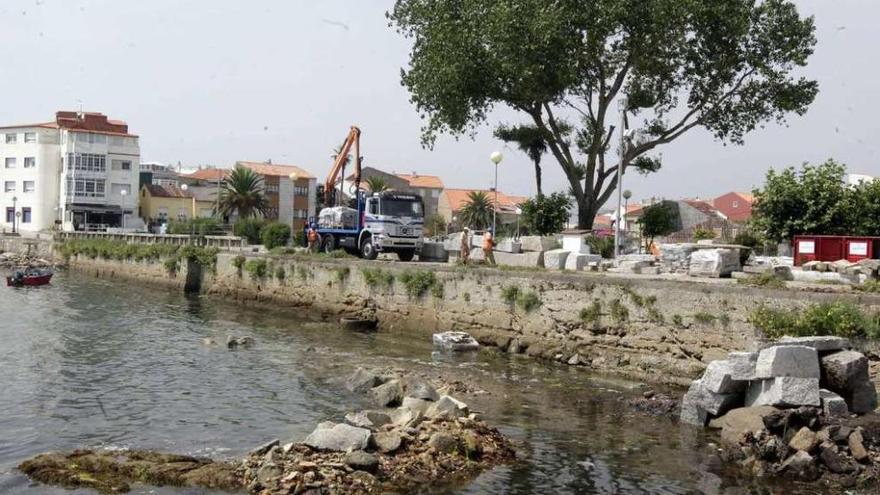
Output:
[{"left": 0, "top": 273, "right": 802, "bottom": 494}]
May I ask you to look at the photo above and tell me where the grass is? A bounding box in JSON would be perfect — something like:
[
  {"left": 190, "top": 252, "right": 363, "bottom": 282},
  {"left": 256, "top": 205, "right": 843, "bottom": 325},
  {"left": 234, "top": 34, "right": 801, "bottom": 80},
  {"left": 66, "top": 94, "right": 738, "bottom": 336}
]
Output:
[
  {"left": 693, "top": 311, "right": 717, "bottom": 325},
  {"left": 854, "top": 280, "right": 880, "bottom": 293},
  {"left": 333, "top": 266, "right": 351, "bottom": 283},
  {"left": 610, "top": 299, "right": 629, "bottom": 324},
  {"left": 361, "top": 267, "right": 395, "bottom": 291},
  {"left": 737, "top": 272, "right": 787, "bottom": 289},
  {"left": 579, "top": 300, "right": 602, "bottom": 325},
  {"left": 244, "top": 259, "right": 268, "bottom": 281},
  {"left": 672, "top": 314, "right": 684, "bottom": 328},
  {"left": 500, "top": 285, "right": 542, "bottom": 312},
  {"left": 749, "top": 301, "right": 880, "bottom": 340},
  {"left": 399, "top": 270, "right": 441, "bottom": 299}
]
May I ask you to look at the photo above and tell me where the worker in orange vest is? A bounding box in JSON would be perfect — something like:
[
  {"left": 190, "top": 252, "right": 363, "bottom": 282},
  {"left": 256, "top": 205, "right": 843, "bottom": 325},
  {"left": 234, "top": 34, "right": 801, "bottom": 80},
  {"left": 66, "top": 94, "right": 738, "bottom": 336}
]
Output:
[
  {"left": 482, "top": 230, "right": 496, "bottom": 266},
  {"left": 307, "top": 224, "right": 319, "bottom": 253}
]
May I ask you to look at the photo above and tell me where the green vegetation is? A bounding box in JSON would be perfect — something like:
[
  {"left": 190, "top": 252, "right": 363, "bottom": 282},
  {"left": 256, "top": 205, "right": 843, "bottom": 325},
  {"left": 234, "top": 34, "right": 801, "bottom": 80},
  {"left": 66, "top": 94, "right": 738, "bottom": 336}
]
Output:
[
  {"left": 749, "top": 301, "right": 880, "bottom": 340},
  {"left": 494, "top": 124, "right": 548, "bottom": 196},
  {"left": 585, "top": 235, "right": 614, "bottom": 259},
  {"left": 167, "top": 217, "right": 222, "bottom": 236},
  {"left": 647, "top": 307, "right": 665, "bottom": 324},
  {"left": 462, "top": 292, "right": 471, "bottom": 302},
  {"left": 692, "top": 227, "right": 716, "bottom": 241},
  {"left": 457, "top": 191, "right": 493, "bottom": 230},
  {"left": 269, "top": 246, "right": 298, "bottom": 255},
  {"left": 244, "top": 259, "right": 268, "bottom": 281},
  {"left": 693, "top": 311, "right": 717, "bottom": 325},
  {"left": 500, "top": 285, "right": 542, "bottom": 312},
  {"left": 854, "top": 280, "right": 880, "bottom": 294},
  {"left": 621, "top": 286, "right": 652, "bottom": 307},
  {"left": 261, "top": 222, "right": 291, "bottom": 250},
  {"left": 610, "top": 299, "right": 629, "bottom": 324},
  {"left": 579, "top": 300, "right": 602, "bottom": 325},
  {"left": 232, "top": 255, "right": 246, "bottom": 277},
  {"left": 297, "top": 265, "right": 309, "bottom": 280},
  {"left": 275, "top": 265, "right": 286, "bottom": 281},
  {"left": 58, "top": 239, "right": 218, "bottom": 274},
  {"left": 399, "top": 270, "right": 441, "bottom": 299},
  {"left": 431, "top": 282, "right": 445, "bottom": 299},
  {"left": 163, "top": 257, "right": 179, "bottom": 276},
  {"left": 361, "top": 268, "right": 395, "bottom": 291},
  {"left": 501, "top": 285, "right": 520, "bottom": 305},
  {"left": 518, "top": 192, "right": 571, "bottom": 236},
  {"left": 333, "top": 266, "right": 351, "bottom": 283},
  {"left": 233, "top": 218, "right": 266, "bottom": 245},
  {"left": 672, "top": 314, "right": 684, "bottom": 328},
  {"left": 718, "top": 313, "right": 731, "bottom": 328},
  {"left": 638, "top": 203, "right": 678, "bottom": 251},
  {"left": 218, "top": 165, "right": 270, "bottom": 219},
  {"left": 737, "top": 272, "right": 787, "bottom": 289}
]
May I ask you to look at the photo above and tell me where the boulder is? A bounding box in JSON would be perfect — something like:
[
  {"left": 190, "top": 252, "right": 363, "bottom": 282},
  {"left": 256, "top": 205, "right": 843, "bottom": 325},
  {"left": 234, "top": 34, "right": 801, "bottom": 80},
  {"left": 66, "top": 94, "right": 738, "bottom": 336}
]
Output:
[
  {"left": 820, "top": 447, "right": 855, "bottom": 474},
  {"left": 754, "top": 345, "right": 820, "bottom": 379},
  {"left": 494, "top": 250, "right": 544, "bottom": 268},
  {"left": 303, "top": 422, "right": 371, "bottom": 452},
  {"left": 820, "top": 350, "right": 869, "bottom": 391},
  {"left": 402, "top": 376, "right": 439, "bottom": 401},
  {"left": 343, "top": 451, "right": 378, "bottom": 472},
  {"left": 372, "top": 431, "right": 402, "bottom": 454},
  {"left": 745, "top": 377, "right": 820, "bottom": 408},
  {"left": 680, "top": 380, "right": 740, "bottom": 426},
  {"left": 249, "top": 439, "right": 280, "bottom": 457},
  {"left": 344, "top": 411, "right": 392, "bottom": 430},
  {"left": 427, "top": 432, "right": 459, "bottom": 454},
  {"left": 848, "top": 430, "right": 869, "bottom": 462},
  {"left": 777, "top": 336, "right": 850, "bottom": 353},
  {"left": 419, "top": 242, "right": 448, "bottom": 262},
  {"left": 687, "top": 248, "right": 740, "bottom": 278},
  {"left": 564, "top": 253, "right": 602, "bottom": 271},
  {"left": 708, "top": 406, "right": 777, "bottom": 444},
  {"left": 432, "top": 331, "right": 479, "bottom": 351},
  {"left": 819, "top": 389, "right": 849, "bottom": 418},
  {"left": 727, "top": 352, "right": 758, "bottom": 380},
  {"left": 788, "top": 427, "right": 819, "bottom": 453},
  {"left": 345, "top": 368, "right": 383, "bottom": 393},
  {"left": 389, "top": 406, "right": 422, "bottom": 428},
  {"left": 495, "top": 239, "right": 522, "bottom": 253},
  {"left": 401, "top": 397, "right": 431, "bottom": 415},
  {"left": 779, "top": 450, "right": 818, "bottom": 480},
  {"left": 425, "top": 395, "right": 469, "bottom": 419},
  {"left": 226, "top": 335, "right": 255, "bottom": 349},
  {"left": 830, "top": 259, "right": 853, "bottom": 273},
  {"left": 519, "top": 236, "right": 557, "bottom": 252},
  {"left": 369, "top": 380, "right": 403, "bottom": 408},
  {"left": 543, "top": 249, "right": 571, "bottom": 270},
  {"left": 848, "top": 380, "right": 878, "bottom": 414},
  {"left": 701, "top": 360, "right": 748, "bottom": 394}
]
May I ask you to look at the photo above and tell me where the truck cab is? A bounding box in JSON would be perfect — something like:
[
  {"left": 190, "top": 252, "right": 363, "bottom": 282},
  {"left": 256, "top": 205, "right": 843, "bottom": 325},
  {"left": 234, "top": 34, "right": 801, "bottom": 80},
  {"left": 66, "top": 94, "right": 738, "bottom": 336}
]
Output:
[{"left": 360, "top": 192, "right": 424, "bottom": 260}]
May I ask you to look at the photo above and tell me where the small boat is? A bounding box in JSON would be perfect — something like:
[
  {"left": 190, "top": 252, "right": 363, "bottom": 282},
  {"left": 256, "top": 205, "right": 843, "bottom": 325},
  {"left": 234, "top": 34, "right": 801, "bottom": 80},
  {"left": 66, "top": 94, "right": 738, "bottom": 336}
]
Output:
[{"left": 6, "top": 267, "right": 53, "bottom": 287}]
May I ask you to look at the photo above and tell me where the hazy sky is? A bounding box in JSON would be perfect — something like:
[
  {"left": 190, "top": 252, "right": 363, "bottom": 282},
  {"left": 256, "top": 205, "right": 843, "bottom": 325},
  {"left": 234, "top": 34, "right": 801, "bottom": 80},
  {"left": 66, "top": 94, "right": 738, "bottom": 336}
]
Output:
[{"left": 1, "top": 0, "right": 878, "bottom": 203}]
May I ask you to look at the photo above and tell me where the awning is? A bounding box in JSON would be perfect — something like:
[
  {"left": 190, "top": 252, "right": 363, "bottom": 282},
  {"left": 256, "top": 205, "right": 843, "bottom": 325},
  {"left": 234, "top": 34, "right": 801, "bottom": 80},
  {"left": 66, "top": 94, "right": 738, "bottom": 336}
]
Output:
[{"left": 69, "top": 204, "right": 123, "bottom": 214}]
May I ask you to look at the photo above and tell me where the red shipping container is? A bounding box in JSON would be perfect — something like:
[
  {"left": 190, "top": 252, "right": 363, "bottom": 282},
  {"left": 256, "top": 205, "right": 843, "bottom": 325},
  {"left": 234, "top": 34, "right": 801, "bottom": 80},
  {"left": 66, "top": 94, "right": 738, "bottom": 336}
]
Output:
[{"left": 793, "top": 235, "right": 880, "bottom": 265}]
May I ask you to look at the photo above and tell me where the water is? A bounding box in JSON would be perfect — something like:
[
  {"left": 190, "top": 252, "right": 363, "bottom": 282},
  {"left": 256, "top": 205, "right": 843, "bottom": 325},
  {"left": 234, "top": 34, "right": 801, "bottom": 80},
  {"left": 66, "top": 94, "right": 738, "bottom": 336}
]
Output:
[{"left": 0, "top": 273, "right": 781, "bottom": 494}]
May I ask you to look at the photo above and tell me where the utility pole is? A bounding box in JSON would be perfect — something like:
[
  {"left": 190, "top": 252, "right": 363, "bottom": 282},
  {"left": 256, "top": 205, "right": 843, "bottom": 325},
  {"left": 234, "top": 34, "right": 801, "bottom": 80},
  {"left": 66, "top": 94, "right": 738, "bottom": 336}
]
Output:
[{"left": 614, "top": 97, "right": 627, "bottom": 261}]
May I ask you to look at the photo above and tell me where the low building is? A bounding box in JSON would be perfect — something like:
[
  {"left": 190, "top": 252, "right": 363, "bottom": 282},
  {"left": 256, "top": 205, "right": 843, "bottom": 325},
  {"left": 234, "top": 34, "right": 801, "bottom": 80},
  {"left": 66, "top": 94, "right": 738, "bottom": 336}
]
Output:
[
  {"left": 348, "top": 167, "right": 445, "bottom": 218},
  {"left": 712, "top": 191, "right": 754, "bottom": 223},
  {"left": 139, "top": 184, "right": 214, "bottom": 225},
  {"left": 236, "top": 161, "right": 316, "bottom": 231},
  {"left": 0, "top": 111, "right": 140, "bottom": 233},
  {"left": 438, "top": 188, "right": 527, "bottom": 228}
]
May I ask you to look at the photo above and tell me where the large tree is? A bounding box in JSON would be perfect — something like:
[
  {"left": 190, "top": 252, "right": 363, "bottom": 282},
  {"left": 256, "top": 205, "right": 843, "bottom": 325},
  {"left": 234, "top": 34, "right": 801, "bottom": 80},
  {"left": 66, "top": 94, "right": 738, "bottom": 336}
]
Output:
[
  {"left": 217, "top": 166, "right": 270, "bottom": 219},
  {"left": 494, "top": 124, "right": 551, "bottom": 196},
  {"left": 458, "top": 191, "right": 494, "bottom": 230},
  {"left": 388, "top": 0, "right": 818, "bottom": 228}
]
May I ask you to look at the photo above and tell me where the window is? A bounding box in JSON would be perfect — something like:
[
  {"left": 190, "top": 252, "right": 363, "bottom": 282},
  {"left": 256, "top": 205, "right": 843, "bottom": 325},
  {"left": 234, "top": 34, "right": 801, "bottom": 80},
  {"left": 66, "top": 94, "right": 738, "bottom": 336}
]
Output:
[
  {"left": 732, "top": 200, "right": 739, "bottom": 208},
  {"left": 21, "top": 207, "right": 31, "bottom": 223},
  {"left": 5, "top": 208, "right": 13, "bottom": 223},
  {"left": 66, "top": 178, "right": 106, "bottom": 198},
  {"left": 157, "top": 207, "right": 169, "bottom": 221},
  {"left": 5, "top": 133, "right": 16, "bottom": 144},
  {"left": 177, "top": 208, "right": 188, "bottom": 220},
  {"left": 294, "top": 185, "right": 309, "bottom": 196},
  {"left": 5, "top": 157, "right": 15, "bottom": 168},
  {"left": 265, "top": 184, "right": 279, "bottom": 193},
  {"left": 4, "top": 181, "right": 14, "bottom": 192},
  {"left": 67, "top": 153, "right": 106, "bottom": 172},
  {"left": 24, "top": 157, "right": 35, "bottom": 168},
  {"left": 23, "top": 181, "right": 34, "bottom": 193},
  {"left": 24, "top": 132, "right": 36, "bottom": 143},
  {"left": 432, "top": 189, "right": 440, "bottom": 198},
  {"left": 74, "top": 133, "right": 107, "bottom": 144},
  {"left": 110, "top": 183, "right": 131, "bottom": 196},
  {"left": 111, "top": 160, "right": 132, "bottom": 171}
]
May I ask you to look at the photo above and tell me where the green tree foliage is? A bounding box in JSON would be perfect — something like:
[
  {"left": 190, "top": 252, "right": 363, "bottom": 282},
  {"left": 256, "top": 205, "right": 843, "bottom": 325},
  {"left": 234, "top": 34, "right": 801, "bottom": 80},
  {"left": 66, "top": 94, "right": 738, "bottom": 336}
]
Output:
[
  {"left": 234, "top": 218, "right": 266, "bottom": 244},
  {"left": 364, "top": 176, "right": 389, "bottom": 193},
  {"left": 494, "top": 124, "right": 553, "bottom": 196},
  {"left": 459, "top": 191, "right": 494, "bottom": 230},
  {"left": 261, "top": 222, "right": 291, "bottom": 249},
  {"left": 388, "top": 0, "right": 818, "bottom": 229},
  {"left": 424, "top": 213, "right": 448, "bottom": 237},
  {"left": 692, "top": 227, "right": 716, "bottom": 241},
  {"left": 520, "top": 192, "right": 571, "bottom": 235},
  {"left": 638, "top": 203, "right": 677, "bottom": 250},
  {"left": 167, "top": 217, "right": 222, "bottom": 236},
  {"left": 750, "top": 159, "right": 880, "bottom": 242},
  {"left": 218, "top": 166, "right": 270, "bottom": 219}
]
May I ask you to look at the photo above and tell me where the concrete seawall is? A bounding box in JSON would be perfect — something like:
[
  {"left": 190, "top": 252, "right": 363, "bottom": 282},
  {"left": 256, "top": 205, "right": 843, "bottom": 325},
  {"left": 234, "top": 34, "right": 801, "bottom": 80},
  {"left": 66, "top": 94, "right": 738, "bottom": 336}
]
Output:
[{"left": 39, "top": 247, "right": 880, "bottom": 386}]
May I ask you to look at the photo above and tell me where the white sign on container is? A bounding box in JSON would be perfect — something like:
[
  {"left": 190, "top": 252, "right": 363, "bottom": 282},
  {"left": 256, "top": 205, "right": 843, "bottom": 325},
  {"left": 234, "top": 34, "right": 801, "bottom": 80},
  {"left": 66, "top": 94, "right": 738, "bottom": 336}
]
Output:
[
  {"left": 798, "top": 240, "right": 815, "bottom": 254},
  {"left": 849, "top": 242, "right": 868, "bottom": 256}
]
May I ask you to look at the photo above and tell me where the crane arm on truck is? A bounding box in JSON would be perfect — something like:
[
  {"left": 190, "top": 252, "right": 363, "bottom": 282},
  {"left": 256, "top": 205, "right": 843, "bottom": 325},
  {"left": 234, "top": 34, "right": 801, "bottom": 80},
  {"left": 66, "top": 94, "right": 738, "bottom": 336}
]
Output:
[{"left": 323, "top": 126, "right": 361, "bottom": 205}]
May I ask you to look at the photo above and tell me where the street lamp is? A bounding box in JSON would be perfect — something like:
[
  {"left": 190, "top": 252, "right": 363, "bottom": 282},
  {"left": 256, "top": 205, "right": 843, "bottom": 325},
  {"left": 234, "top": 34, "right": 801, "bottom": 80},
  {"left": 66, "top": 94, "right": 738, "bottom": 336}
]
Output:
[
  {"left": 489, "top": 151, "right": 503, "bottom": 234},
  {"left": 120, "top": 189, "right": 128, "bottom": 231},
  {"left": 515, "top": 206, "right": 522, "bottom": 239},
  {"left": 11, "top": 196, "right": 17, "bottom": 233}
]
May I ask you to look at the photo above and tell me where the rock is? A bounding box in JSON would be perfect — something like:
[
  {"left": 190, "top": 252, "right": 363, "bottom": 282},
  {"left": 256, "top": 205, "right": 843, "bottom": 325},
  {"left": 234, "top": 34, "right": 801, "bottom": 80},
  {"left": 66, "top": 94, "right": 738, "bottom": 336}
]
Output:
[
  {"left": 745, "top": 377, "right": 820, "bottom": 408},
  {"left": 848, "top": 379, "right": 878, "bottom": 414},
  {"left": 543, "top": 249, "right": 571, "bottom": 270},
  {"left": 494, "top": 251, "right": 544, "bottom": 268},
  {"left": 401, "top": 397, "right": 431, "bottom": 415},
  {"left": 754, "top": 345, "right": 820, "bottom": 379},
  {"left": 820, "top": 447, "right": 855, "bottom": 474},
  {"left": 427, "top": 432, "right": 458, "bottom": 454},
  {"left": 564, "top": 253, "right": 602, "bottom": 271},
  {"left": 828, "top": 425, "right": 853, "bottom": 443},
  {"left": 248, "top": 439, "right": 280, "bottom": 457},
  {"left": 340, "top": 317, "right": 378, "bottom": 332},
  {"left": 848, "top": 430, "right": 869, "bottom": 462},
  {"left": 495, "top": 239, "right": 522, "bottom": 253},
  {"left": 389, "top": 407, "right": 421, "bottom": 427},
  {"left": 830, "top": 259, "right": 853, "bottom": 273},
  {"left": 788, "top": 427, "right": 820, "bottom": 453},
  {"left": 519, "top": 235, "right": 557, "bottom": 252},
  {"left": 402, "top": 376, "right": 439, "bottom": 401},
  {"left": 425, "top": 395, "right": 469, "bottom": 419},
  {"left": 708, "top": 406, "right": 777, "bottom": 444},
  {"left": 779, "top": 450, "right": 819, "bottom": 480},
  {"left": 373, "top": 431, "right": 402, "bottom": 454},
  {"left": 680, "top": 380, "right": 740, "bottom": 426},
  {"left": 419, "top": 241, "right": 449, "bottom": 262},
  {"left": 345, "top": 368, "right": 383, "bottom": 393},
  {"left": 461, "top": 430, "right": 482, "bottom": 457},
  {"left": 727, "top": 352, "right": 758, "bottom": 380},
  {"left": 369, "top": 380, "right": 403, "bottom": 408},
  {"left": 820, "top": 350, "right": 870, "bottom": 391},
  {"left": 819, "top": 389, "right": 849, "bottom": 418},
  {"left": 226, "top": 335, "right": 254, "bottom": 349},
  {"left": 432, "top": 331, "right": 480, "bottom": 351},
  {"left": 777, "top": 336, "right": 850, "bottom": 352},
  {"left": 256, "top": 463, "right": 283, "bottom": 486},
  {"left": 303, "top": 422, "right": 371, "bottom": 452},
  {"left": 343, "top": 451, "right": 378, "bottom": 472},
  {"left": 701, "top": 360, "right": 748, "bottom": 394},
  {"left": 687, "top": 248, "right": 740, "bottom": 278},
  {"left": 344, "top": 411, "right": 392, "bottom": 430}
]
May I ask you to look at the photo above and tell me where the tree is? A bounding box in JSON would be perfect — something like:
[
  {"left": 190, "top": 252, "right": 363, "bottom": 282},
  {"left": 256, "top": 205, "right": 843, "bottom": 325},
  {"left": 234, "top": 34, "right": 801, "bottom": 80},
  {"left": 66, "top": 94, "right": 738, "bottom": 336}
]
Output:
[
  {"left": 845, "top": 177, "right": 880, "bottom": 237},
  {"left": 494, "top": 124, "right": 553, "bottom": 196},
  {"left": 751, "top": 160, "right": 851, "bottom": 242},
  {"left": 218, "top": 166, "right": 270, "bottom": 219},
  {"left": 458, "top": 191, "right": 494, "bottom": 230},
  {"left": 424, "top": 213, "right": 447, "bottom": 237},
  {"left": 638, "top": 203, "right": 677, "bottom": 251},
  {"left": 261, "top": 222, "right": 291, "bottom": 249},
  {"left": 520, "top": 192, "right": 571, "bottom": 235},
  {"left": 364, "top": 176, "right": 389, "bottom": 193},
  {"left": 388, "top": 0, "right": 818, "bottom": 229}
]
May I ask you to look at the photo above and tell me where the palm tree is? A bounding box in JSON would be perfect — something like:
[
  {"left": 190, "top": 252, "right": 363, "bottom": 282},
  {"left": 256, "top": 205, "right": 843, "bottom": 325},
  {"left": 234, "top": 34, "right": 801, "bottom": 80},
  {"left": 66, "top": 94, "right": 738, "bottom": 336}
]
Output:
[
  {"left": 494, "top": 124, "right": 549, "bottom": 197},
  {"left": 364, "top": 176, "right": 389, "bottom": 193},
  {"left": 217, "top": 165, "right": 270, "bottom": 218},
  {"left": 459, "top": 191, "right": 494, "bottom": 230}
]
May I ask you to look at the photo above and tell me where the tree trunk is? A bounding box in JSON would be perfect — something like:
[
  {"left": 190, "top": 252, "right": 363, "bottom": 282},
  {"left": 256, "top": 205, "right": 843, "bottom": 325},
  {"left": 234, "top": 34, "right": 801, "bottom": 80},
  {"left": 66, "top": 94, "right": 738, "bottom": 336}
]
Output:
[
  {"left": 533, "top": 161, "right": 543, "bottom": 197},
  {"left": 577, "top": 199, "right": 595, "bottom": 230}
]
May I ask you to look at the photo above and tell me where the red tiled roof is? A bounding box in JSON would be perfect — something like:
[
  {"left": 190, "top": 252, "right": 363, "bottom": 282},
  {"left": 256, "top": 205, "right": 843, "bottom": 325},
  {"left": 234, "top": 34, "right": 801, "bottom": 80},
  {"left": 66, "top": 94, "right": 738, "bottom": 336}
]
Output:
[
  {"left": 184, "top": 168, "right": 231, "bottom": 181},
  {"left": 684, "top": 199, "right": 724, "bottom": 217},
  {"left": 144, "top": 184, "right": 192, "bottom": 198},
  {"left": 237, "top": 161, "right": 315, "bottom": 179},
  {"left": 0, "top": 111, "right": 138, "bottom": 137},
  {"left": 395, "top": 173, "right": 444, "bottom": 189},
  {"left": 443, "top": 188, "right": 527, "bottom": 212}
]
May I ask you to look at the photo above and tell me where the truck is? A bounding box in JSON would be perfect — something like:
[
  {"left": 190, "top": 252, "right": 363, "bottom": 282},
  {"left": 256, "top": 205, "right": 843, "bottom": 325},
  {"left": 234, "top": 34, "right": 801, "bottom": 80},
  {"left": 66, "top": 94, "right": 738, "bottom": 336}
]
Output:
[{"left": 310, "top": 126, "right": 424, "bottom": 261}]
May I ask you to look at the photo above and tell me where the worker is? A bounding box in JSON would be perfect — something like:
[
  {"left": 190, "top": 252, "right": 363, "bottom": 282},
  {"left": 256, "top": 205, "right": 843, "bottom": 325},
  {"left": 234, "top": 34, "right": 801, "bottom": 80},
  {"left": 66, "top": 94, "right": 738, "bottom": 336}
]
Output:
[
  {"left": 460, "top": 227, "right": 471, "bottom": 264},
  {"left": 482, "top": 230, "right": 496, "bottom": 266},
  {"left": 307, "top": 223, "right": 319, "bottom": 253}
]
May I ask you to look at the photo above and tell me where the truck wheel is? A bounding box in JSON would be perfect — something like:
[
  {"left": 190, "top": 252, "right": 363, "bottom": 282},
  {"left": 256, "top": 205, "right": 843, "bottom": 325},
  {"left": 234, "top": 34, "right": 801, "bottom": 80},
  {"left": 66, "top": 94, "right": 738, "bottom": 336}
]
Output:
[
  {"left": 397, "top": 249, "right": 416, "bottom": 262},
  {"left": 322, "top": 234, "right": 336, "bottom": 254},
  {"left": 360, "top": 236, "right": 378, "bottom": 260}
]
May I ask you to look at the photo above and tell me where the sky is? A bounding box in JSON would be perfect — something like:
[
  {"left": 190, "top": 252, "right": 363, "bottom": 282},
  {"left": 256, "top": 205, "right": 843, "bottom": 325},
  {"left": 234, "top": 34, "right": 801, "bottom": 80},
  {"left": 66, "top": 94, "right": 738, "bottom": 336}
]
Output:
[{"left": 0, "top": 0, "right": 878, "bottom": 205}]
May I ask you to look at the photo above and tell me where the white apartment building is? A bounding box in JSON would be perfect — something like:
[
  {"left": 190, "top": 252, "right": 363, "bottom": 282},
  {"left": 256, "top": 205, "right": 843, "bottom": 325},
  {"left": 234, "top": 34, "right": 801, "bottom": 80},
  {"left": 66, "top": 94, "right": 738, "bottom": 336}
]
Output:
[{"left": 0, "top": 111, "right": 140, "bottom": 233}]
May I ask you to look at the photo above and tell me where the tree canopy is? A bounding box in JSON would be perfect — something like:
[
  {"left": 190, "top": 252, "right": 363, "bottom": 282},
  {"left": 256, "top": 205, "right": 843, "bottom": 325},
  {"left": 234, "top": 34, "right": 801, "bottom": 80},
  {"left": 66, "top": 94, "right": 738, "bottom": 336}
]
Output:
[
  {"left": 218, "top": 166, "right": 270, "bottom": 219},
  {"left": 458, "top": 191, "right": 494, "bottom": 230},
  {"left": 520, "top": 192, "right": 571, "bottom": 235},
  {"left": 388, "top": 0, "right": 818, "bottom": 228},
  {"left": 638, "top": 202, "right": 677, "bottom": 250}
]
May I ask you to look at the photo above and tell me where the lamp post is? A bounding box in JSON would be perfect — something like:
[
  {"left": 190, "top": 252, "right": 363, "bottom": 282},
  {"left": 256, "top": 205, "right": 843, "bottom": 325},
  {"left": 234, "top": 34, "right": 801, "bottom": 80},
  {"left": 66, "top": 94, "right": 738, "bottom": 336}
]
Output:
[
  {"left": 622, "top": 189, "right": 632, "bottom": 253},
  {"left": 614, "top": 97, "right": 629, "bottom": 262},
  {"left": 515, "top": 207, "right": 522, "bottom": 239},
  {"left": 11, "top": 196, "right": 17, "bottom": 233},
  {"left": 288, "top": 172, "right": 299, "bottom": 233},
  {"left": 120, "top": 189, "right": 128, "bottom": 231},
  {"left": 489, "top": 151, "right": 503, "bottom": 235}
]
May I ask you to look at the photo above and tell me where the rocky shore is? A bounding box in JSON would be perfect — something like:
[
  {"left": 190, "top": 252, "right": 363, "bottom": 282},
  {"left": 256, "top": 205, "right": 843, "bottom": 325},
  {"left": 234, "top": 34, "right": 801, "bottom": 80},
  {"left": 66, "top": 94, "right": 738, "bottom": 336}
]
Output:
[
  {"left": 0, "top": 251, "right": 53, "bottom": 268},
  {"left": 18, "top": 371, "right": 514, "bottom": 494}
]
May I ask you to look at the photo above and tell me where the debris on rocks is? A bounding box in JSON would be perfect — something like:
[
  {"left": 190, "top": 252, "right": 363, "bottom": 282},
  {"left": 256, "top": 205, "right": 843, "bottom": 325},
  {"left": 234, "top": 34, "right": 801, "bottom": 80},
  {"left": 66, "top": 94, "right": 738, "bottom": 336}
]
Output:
[
  {"left": 0, "top": 252, "right": 54, "bottom": 268},
  {"left": 432, "top": 331, "right": 480, "bottom": 351}
]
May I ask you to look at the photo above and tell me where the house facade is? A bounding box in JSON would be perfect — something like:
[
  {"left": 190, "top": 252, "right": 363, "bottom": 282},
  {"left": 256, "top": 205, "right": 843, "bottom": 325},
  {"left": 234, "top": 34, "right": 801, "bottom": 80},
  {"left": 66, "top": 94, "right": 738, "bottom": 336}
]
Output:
[
  {"left": 236, "top": 161, "right": 316, "bottom": 231},
  {"left": 139, "top": 184, "right": 214, "bottom": 225},
  {"left": 438, "top": 188, "right": 527, "bottom": 229},
  {"left": 0, "top": 111, "right": 140, "bottom": 233},
  {"left": 712, "top": 191, "right": 754, "bottom": 223}
]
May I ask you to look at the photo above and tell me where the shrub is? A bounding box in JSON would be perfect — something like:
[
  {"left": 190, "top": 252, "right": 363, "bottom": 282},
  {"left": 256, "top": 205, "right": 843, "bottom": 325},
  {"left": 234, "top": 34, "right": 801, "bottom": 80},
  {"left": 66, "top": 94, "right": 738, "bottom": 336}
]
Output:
[
  {"left": 232, "top": 255, "right": 246, "bottom": 276},
  {"left": 579, "top": 300, "right": 602, "bottom": 325},
  {"left": 693, "top": 311, "right": 717, "bottom": 325},
  {"left": 261, "top": 222, "right": 291, "bottom": 250},
  {"left": 275, "top": 265, "right": 286, "bottom": 281},
  {"left": 621, "top": 286, "right": 645, "bottom": 307},
  {"left": 501, "top": 285, "right": 520, "bottom": 305},
  {"left": 179, "top": 245, "right": 219, "bottom": 273},
  {"left": 167, "top": 217, "right": 221, "bottom": 236},
  {"left": 292, "top": 230, "right": 306, "bottom": 247},
  {"left": 431, "top": 282, "right": 445, "bottom": 299},
  {"left": 647, "top": 307, "right": 664, "bottom": 324},
  {"left": 334, "top": 266, "right": 351, "bottom": 283},
  {"left": 163, "top": 257, "right": 180, "bottom": 276},
  {"left": 399, "top": 270, "right": 439, "bottom": 298},
  {"left": 749, "top": 301, "right": 880, "bottom": 340},
  {"left": 516, "top": 291, "right": 542, "bottom": 312},
  {"left": 692, "top": 227, "right": 716, "bottom": 241},
  {"left": 244, "top": 259, "right": 268, "bottom": 281},
  {"left": 585, "top": 235, "right": 614, "bottom": 259},
  {"left": 234, "top": 218, "right": 266, "bottom": 244},
  {"left": 463, "top": 292, "right": 471, "bottom": 302},
  {"left": 738, "top": 272, "right": 786, "bottom": 289},
  {"left": 297, "top": 266, "right": 309, "bottom": 280},
  {"left": 672, "top": 314, "right": 684, "bottom": 327},
  {"left": 610, "top": 299, "right": 628, "bottom": 323},
  {"left": 361, "top": 268, "right": 394, "bottom": 290}
]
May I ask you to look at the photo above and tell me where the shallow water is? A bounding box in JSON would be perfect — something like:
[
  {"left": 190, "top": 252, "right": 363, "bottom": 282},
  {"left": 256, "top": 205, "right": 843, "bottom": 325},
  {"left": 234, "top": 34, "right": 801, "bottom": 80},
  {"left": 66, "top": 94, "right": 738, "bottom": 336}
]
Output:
[{"left": 0, "top": 272, "right": 817, "bottom": 494}]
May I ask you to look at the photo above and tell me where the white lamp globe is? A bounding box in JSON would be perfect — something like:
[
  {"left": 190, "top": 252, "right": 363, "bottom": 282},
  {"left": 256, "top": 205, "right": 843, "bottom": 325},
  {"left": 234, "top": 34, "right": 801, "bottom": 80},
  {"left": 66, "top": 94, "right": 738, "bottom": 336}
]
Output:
[{"left": 490, "top": 151, "right": 503, "bottom": 165}]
